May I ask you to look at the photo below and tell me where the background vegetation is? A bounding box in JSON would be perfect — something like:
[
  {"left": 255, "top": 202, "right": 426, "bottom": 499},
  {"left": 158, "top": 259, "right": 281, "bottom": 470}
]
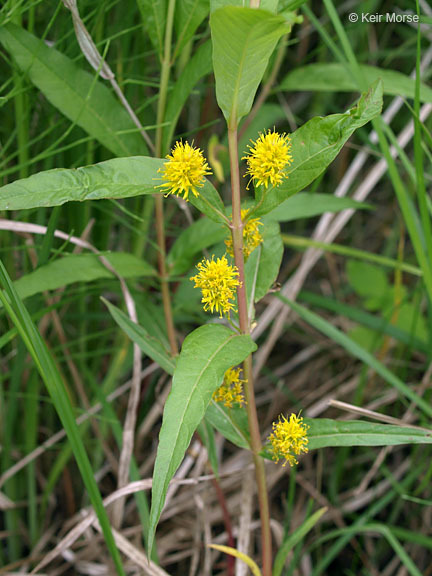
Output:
[{"left": 1, "top": 0, "right": 431, "bottom": 574}]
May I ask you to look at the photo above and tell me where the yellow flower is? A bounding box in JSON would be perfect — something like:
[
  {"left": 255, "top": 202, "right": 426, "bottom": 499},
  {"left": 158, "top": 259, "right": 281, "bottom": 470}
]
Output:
[
  {"left": 213, "top": 367, "right": 246, "bottom": 408},
  {"left": 225, "top": 208, "right": 263, "bottom": 259},
  {"left": 158, "top": 141, "right": 211, "bottom": 200},
  {"left": 190, "top": 255, "right": 240, "bottom": 317},
  {"left": 243, "top": 129, "right": 292, "bottom": 189},
  {"left": 268, "top": 413, "right": 309, "bottom": 467}
]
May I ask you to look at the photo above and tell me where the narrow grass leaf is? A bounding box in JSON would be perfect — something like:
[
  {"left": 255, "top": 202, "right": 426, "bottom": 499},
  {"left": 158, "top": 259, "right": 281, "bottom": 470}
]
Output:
[
  {"left": 283, "top": 236, "right": 422, "bottom": 278},
  {"left": 299, "top": 291, "right": 427, "bottom": 354},
  {"left": 279, "top": 295, "right": 432, "bottom": 418},
  {"left": 148, "top": 324, "right": 256, "bottom": 553},
  {"left": 0, "top": 261, "right": 125, "bottom": 576},
  {"left": 316, "top": 524, "right": 423, "bottom": 576},
  {"left": 273, "top": 507, "right": 327, "bottom": 576}
]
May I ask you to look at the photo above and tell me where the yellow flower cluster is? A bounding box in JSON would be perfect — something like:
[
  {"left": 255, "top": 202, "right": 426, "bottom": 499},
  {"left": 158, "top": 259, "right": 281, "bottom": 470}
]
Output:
[
  {"left": 213, "top": 367, "right": 246, "bottom": 408},
  {"left": 161, "top": 133, "right": 292, "bottom": 316},
  {"left": 268, "top": 413, "right": 309, "bottom": 467},
  {"left": 159, "top": 129, "right": 292, "bottom": 202},
  {"left": 158, "top": 141, "right": 211, "bottom": 200},
  {"left": 225, "top": 209, "right": 263, "bottom": 259},
  {"left": 190, "top": 255, "right": 239, "bottom": 317},
  {"left": 244, "top": 129, "right": 292, "bottom": 189}
]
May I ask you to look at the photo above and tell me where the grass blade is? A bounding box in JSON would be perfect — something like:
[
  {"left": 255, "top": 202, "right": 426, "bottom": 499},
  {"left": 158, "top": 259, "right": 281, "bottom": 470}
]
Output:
[
  {"left": 278, "top": 295, "right": 432, "bottom": 419},
  {"left": 0, "top": 260, "right": 125, "bottom": 576}
]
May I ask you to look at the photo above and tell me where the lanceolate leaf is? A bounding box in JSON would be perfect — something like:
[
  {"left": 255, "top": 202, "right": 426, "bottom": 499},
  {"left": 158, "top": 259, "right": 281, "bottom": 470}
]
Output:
[
  {"left": 7, "top": 253, "right": 155, "bottom": 306},
  {"left": 0, "top": 23, "right": 148, "bottom": 157},
  {"left": 167, "top": 216, "right": 227, "bottom": 276},
  {"left": 103, "top": 299, "right": 176, "bottom": 375},
  {"left": 210, "top": 6, "right": 289, "bottom": 126},
  {"left": 245, "top": 218, "right": 283, "bottom": 303},
  {"left": 148, "top": 324, "right": 257, "bottom": 552},
  {"left": 0, "top": 157, "right": 226, "bottom": 223},
  {"left": 0, "top": 157, "right": 163, "bottom": 210},
  {"left": 205, "top": 401, "right": 250, "bottom": 449},
  {"left": 306, "top": 419, "right": 432, "bottom": 450},
  {"left": 280, "top": 63, "right": 432, "bottom": 103},
  {"left": 253, "top": 81, "right": 383, "bottom": 216},
  {"left": 267, "top": 193, "right": 373, "bottom": 222}
]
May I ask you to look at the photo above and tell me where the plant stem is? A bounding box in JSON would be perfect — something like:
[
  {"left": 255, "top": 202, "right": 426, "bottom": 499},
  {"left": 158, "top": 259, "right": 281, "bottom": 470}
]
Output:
[
  {"left": 250, "top": 0, "right": 261, "bottom": 8},
  {"left": 155, "top": 0, "right": 178, "bottom": 356},
  {"left": 228, "top": 127, "right": 272, "bottom": 576}
]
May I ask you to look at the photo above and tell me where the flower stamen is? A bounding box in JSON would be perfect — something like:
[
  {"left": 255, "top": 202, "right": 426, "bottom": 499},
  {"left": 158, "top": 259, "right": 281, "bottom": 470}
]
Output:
[
  {"left": 268, "top": 413, "right": 309, "bottom": 467},
  {"left": 158, "top": 141, "right": 211, "bottom": 200},
  {"left": 190, "top": 255, "right": 240, "bottom": 317},
  {"left": 243, "top": 129, "right": 292, "bottom": 189}
]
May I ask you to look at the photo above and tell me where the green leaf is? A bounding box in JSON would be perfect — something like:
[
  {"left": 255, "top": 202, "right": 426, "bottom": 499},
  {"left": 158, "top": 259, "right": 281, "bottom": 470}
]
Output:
[
  {"left": 280, "top": 63, "right": 432, "bottom": 103},
  {"left": 211, "top": 0, "right": 278, "bottom": 12},
  {"left": 273, "top": 507, "right": 327, "bottom": 576},
  {"left": 279, "top": 295, "right": 432, "bottom": 419},
  {"left": 0, "top": 23, "right": 147, "bottom": 157},
  {"left": 0, "top": 157, "right": 162, "bottom": 210},
  {"left": 137, "top": 0, "right": 167, "bottom": 56},
  {"left": 103, "top": 299, "right": 176, "bottom": 375},
  {"left": 0, "top": 157, "right": 226, "bottom": 222},
  {"left": 167, "top": 216, "right": 227, "bottom": 276},
  {"left": 346, "top": 260, "right": 388, "bottom": 309},
  {"left": 197, "top": 419, "right": 219, "bottom": 476},
  {"left": 253, "top": 81, "right": 383, "bottom": 216},
  {"left": 299, "top": 290, "right": 427, "bottom": 354},
  {"left": 245, "top": 218, "right": 283, "bottom": 303},
  {"left": 205, "top": 400, "right": 250, "bottom": 449},
  {"left": 268, "top": 192, "right": 373, "bottom": 222},
  {"left": 148, "top": 324, "right": 256, "bottom": 552},
  {"left": 210, "top": 6, "right": 289, "bottom": 125},
  {"left": 163, "top": 40, "right": 213, "bottom": 152},
  {"left": 174, "top": 0, "right": 210, "bottom": 56},
  {"left": 282, "top": 237, "right": 421, "bottom": 278},
  {"left": 306, "top": 418, "right": 432, "bottom": 450},
  {"left": 0, "top": 261, "right": 126, "bottom": 576},
  {"left": 7, "top": 253, "right": 155, "bottom": 306}
]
